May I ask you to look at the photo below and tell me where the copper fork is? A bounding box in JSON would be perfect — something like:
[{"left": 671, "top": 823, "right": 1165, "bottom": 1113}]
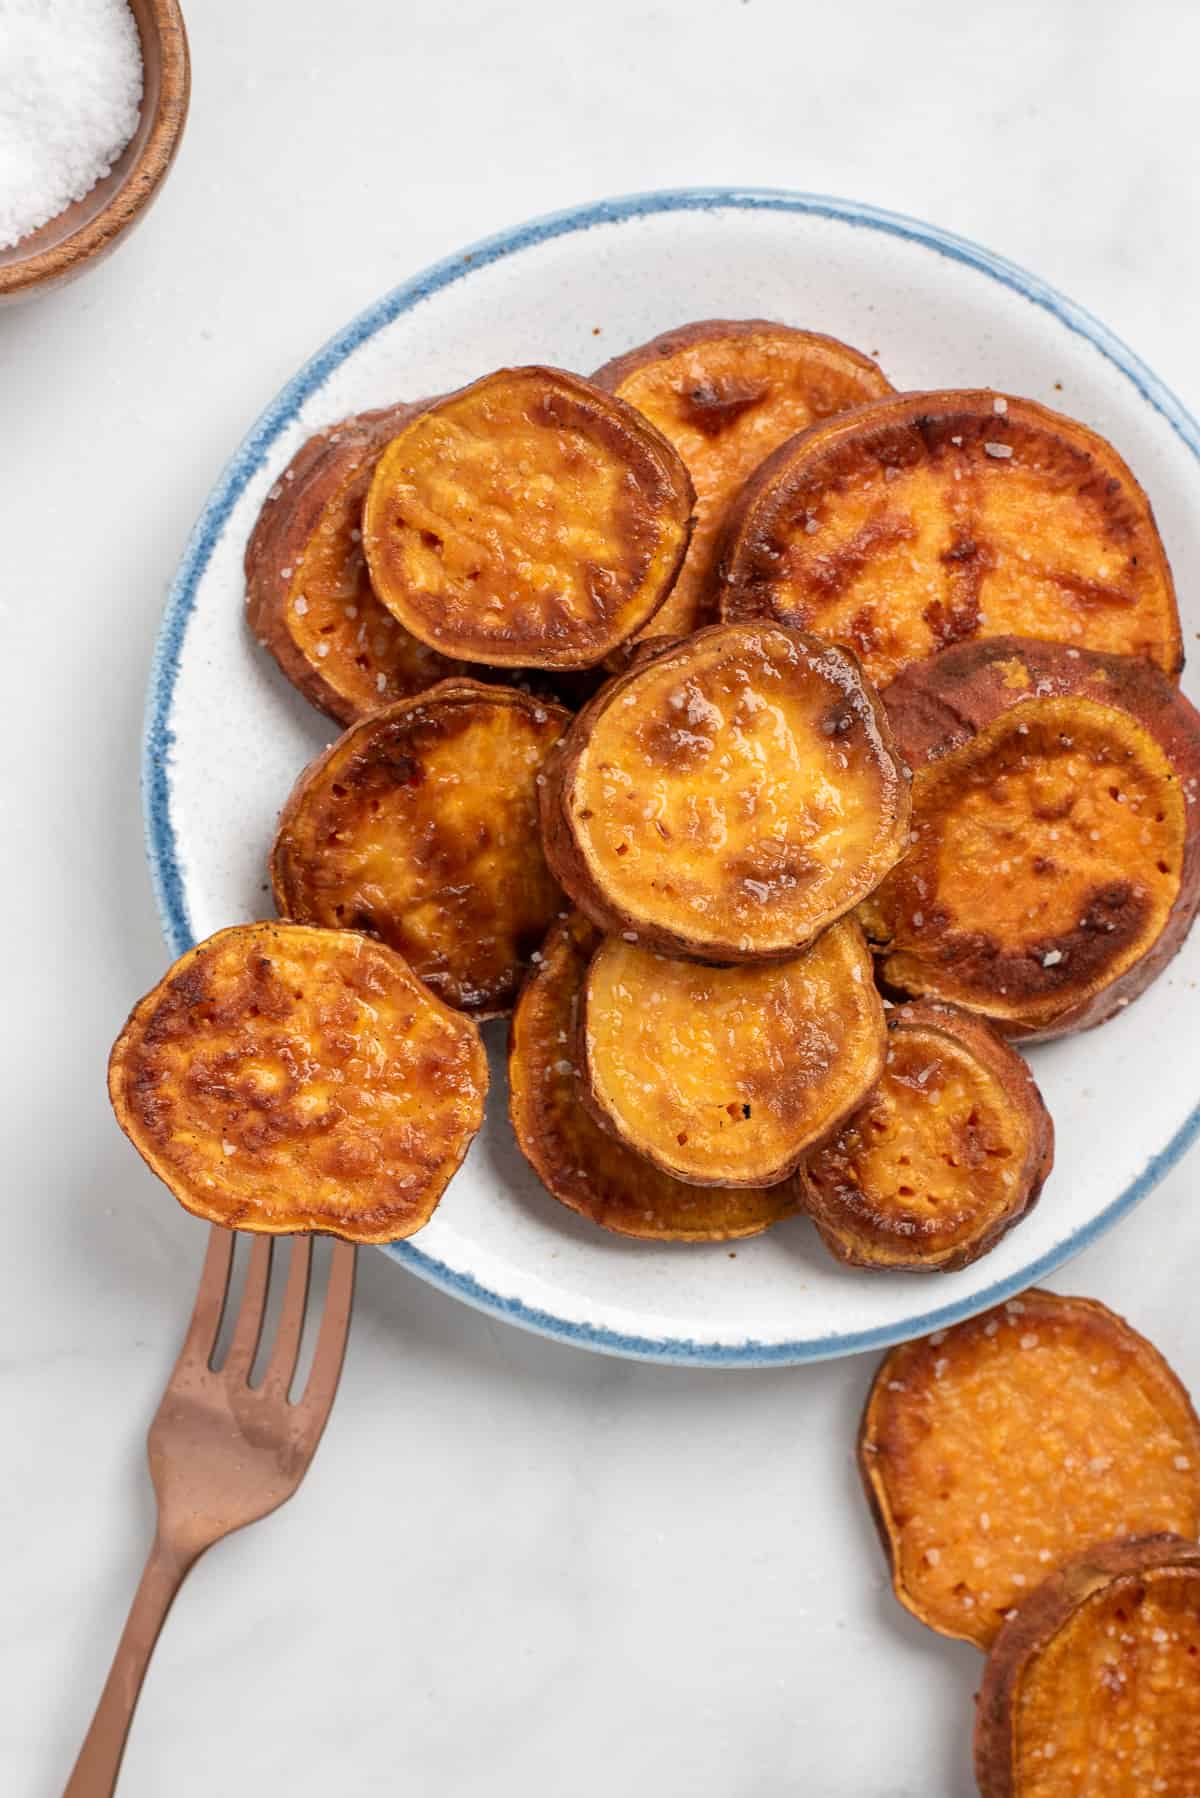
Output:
[{"left": 64, "top": 1227, "right": 356, "bottom": 1798}]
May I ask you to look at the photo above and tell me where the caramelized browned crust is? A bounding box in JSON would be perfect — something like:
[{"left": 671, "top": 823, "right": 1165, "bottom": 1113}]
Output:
[
  {"left": 859, "top": 1292, "right": 1200, "bottom": 1649},
  {"left": 362, "top": 367, "right": 695, "bottom": 669},
  {"left": 108, "top": 923, "right": 488, "bottom": 1243},
  {"left": 975, "top": 1535, "right": 1200, "bottom": 1798},
  {"left": 245, "top": 399, "right": 483, "bottom": 725},
  {"left": 539, "top": 621, "right": 911, "bottom": 961},
  {"left": 508, "top": 915, "right": 801, "bottom": 1238},
  {"left": 593, "top": 320, "right": 891, "bottom": 646},
  {"left": 717, "top": 390, "right": 1182, "bottom": 687},
  {"left": 801, "top": 1000, "right": 1052, "bottom": 1271},
  {"left": 579, "top": 921, "right": 885, "bottom": 1186},
  {"left": 271, "top": 681, "right": 569, "bottom": 1018},
  {"left": 860, "top": 636, "right": 1200, "bottom": 1038}
]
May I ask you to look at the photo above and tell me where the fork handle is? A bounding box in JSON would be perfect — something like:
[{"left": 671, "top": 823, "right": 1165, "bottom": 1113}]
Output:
[{"left": 63, "top": 1533, "right": 199, "bottom": 1798}]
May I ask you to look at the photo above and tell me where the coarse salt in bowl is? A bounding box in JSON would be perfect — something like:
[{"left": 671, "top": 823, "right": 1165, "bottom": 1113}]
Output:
[{"left": 0, "top": 0, "right": 190, "bottom": 302}]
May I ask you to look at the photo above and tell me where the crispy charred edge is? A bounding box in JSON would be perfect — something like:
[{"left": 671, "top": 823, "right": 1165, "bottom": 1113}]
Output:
[
  {"left": 539, "top": 622, "right": 911, "bottom": 962},
  {"left": 591, "top": 316, "right": 892, "bottom": 407},
  {"left": 362, "top": 366, "right": 697, "bottom": 670},
  {"left": 592, "top": 322, "right": 893, "bottom": 669},
  {"left": 245, "top": 400, "right": 434, "bottom": 725},
  {"left": 973, "top": 1534, "right": 1200, "bottom": 1798},
  {"left": 574, "top": 922, "right": 885, "bottom": 1187},
  {"left": 107, "top": 922, "right": 489, "bottom": 1245},
  {"left": 270, "top": 680, "right": 570, "bottom": 1021},
  {"left": 801, "top": 999, "right": 1054, "bottom": 1272},
  {"left": 712, "top": 389, "right": 1183, "bottom": 678},
  {"left": 877, "top": 634, "right": 1200, "bottom": 1039},
  {"left": 507, "top": 914, "right": 803, "bottom": 1238},
  {"left": 856, "top": 1291, "right": 1200, "bottom": 1649}
]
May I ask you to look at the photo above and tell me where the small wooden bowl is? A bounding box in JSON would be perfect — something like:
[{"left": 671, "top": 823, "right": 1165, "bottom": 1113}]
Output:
[{"left": 0, "top": 0, "right": 190, "bottom": 304}]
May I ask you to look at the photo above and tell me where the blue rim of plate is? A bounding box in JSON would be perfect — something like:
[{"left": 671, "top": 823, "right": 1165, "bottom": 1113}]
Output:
[{"left": 142, "top": 186, "right": 1200, "bottom": 1368}]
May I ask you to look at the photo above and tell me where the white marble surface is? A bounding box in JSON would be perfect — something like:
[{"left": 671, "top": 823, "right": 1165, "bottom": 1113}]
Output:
[{"left": 3, "top": 3, "right": 1199, "bottom": 1793}]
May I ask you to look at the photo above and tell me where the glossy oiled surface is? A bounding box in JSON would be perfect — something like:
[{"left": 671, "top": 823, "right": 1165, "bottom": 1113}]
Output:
[
  {"left": 719, "top": 391, "right": 1182, "bottom": 688},
  {"left": 802, "top": 1001, "right": 1051, "bottom": 1271},
  {"left": 362, "top": 367, "right": 693, "bottom": 668},
  {"left": 866, "top": 697, "right": 1185, "bottom": 1032},
  {"left": 860, "top": 1293, "right": 1200, "bottom": 1648},
  {"left": 595, "top": 321, "right": 891, "bottom": 643},
  {"left": 1008, "top": 1567, "right": 1200, "bottom": 1796},
  {"left": 246, "top": 406, "right": 472, "bottom": 725},
  {"left": 108, "top": 923, "right": 488, "bottom": 1241},
  {"left": 546, "top": 622, "right": 909, "bottom": 958},
  {"left": 582, "top": 921, "right": 884, "bottom": 1185},
  {"left": 272, "top": 683, "right": 568, "bottom": 1016},
  {"left": 509, "top": 914, "right": 800, "bottom": 1238}
]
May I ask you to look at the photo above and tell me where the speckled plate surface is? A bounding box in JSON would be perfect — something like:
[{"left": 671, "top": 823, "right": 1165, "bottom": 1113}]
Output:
[{"left": 144, "top": 189, "right": 1200, "bottom": 1366}]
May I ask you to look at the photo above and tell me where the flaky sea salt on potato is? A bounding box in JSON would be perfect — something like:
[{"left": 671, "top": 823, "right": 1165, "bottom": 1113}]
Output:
[
  {"left": 593, "top": 319, "right": 891, "bottom": 648},
  {"left": 717, "top": 390, "right": 1182, "bottom": 688},
  {"left": 363, "top": 367, "right": 695, "bottom": 669},
  {"left": 859, "top": 1292, "right": 1200, "bottom": 1650},
  {"left": 509, "top": 914, "right": 801, "bottom": 1240},
  {"left": 271, "top": 681, "right": 569, "bottom": 1018},
  {"left": 108, "top": 923, "right": 487, "bottom": 1243},
  {"left": 245, "top": 400, "right": 477, "bottom": 724},
  {"left": 861, "top": 636, "right": 1200, "bottom": 1038},
  {"left": 801, "top": 999, "right": 1053, "bottom": 1272},
  {"left": 579, "top": 921, "right": 885, "bottom": 1187},
  {"left": 974, "top": 1535, "right": 1200, "bottom": 1798},
  {"left": 539, "top": 621, "right": 910, "bottom": 962}
]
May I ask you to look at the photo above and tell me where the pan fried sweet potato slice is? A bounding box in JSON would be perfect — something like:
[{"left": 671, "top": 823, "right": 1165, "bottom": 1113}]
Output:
[
  {"left": 859, "top": 1292, "right": 1200, "bottom": 1650},
  {"left": 362, "top": 367, "right": 695, "bottom": 669},
  {"left": 592, "top": 320, "right": 891, "bottom": 647},
  {"left": 246, "top": 400, "right": 481, "bottom": 725},
  {"left": 271, "top": 681, "right": 569, "bottom": 1018},
  {"left": 974, "top": 1535, "right": 1200, "bottom": 1798},
  {"left": 509, "top": 914, "right": 801, "bottom": 1238},
  {"left": 539, "top": 622, "right": 910, "bottom": 961},
  {"left": 580, "top": 919, "right": 884, "bottom": 1187},
  {"left": 861, "top": 637, "right": 1200, "bottom": 1038},
  {"left": 801, "top": 1000, "right": 1052, "bottom": 1271},
  {"left": 718, "top": 390, "right": 1182, "bottom": 687},
  {"left": 108, "top": 923, "right": 488, "bottom": 1243}
]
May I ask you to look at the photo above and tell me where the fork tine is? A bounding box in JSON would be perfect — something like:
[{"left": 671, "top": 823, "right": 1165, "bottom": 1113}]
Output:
[
  {"left": 293, "top": 1240, "right": 356, "bottom": 1440},
  {"left": 222, "top": 1235, "right": 274, "bottom": 1382},
  {"left": 175, "top": 1225, "right": 235, "bottom": 1371},
  {"left": 259, "top": 1236, "right": 313, "bottom": 1398}
]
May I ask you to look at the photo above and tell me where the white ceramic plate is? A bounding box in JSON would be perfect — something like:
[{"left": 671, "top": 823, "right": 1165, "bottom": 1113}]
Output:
[{"left": 145, "top": 189, "right": 1200, "bottom": 1366}]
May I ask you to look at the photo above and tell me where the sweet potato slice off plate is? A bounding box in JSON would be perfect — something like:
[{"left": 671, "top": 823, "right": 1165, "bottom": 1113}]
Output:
[
  {"left": 147, "top": 192, "right": 1200, "bottom": 1372},
  {"left": 860, "top": 1292, "right": 1200, "bottom": 1648},
  {"left": 974, "top": 1536, "right": 1200, "bottom": 1797}
]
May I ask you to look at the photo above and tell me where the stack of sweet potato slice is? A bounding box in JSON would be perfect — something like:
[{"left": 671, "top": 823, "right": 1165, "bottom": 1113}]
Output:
[
  {"left": 860, "top": 1292, "right": 1200, "bottom": 1794},
  {"left": 111, "top": 325, "right": 1200, "bottom": 1263}
]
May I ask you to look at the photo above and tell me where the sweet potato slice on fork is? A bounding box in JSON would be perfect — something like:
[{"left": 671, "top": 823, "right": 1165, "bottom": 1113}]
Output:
[{"left": 108, "top": 923, "right": 488, "bottom": 1243}]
